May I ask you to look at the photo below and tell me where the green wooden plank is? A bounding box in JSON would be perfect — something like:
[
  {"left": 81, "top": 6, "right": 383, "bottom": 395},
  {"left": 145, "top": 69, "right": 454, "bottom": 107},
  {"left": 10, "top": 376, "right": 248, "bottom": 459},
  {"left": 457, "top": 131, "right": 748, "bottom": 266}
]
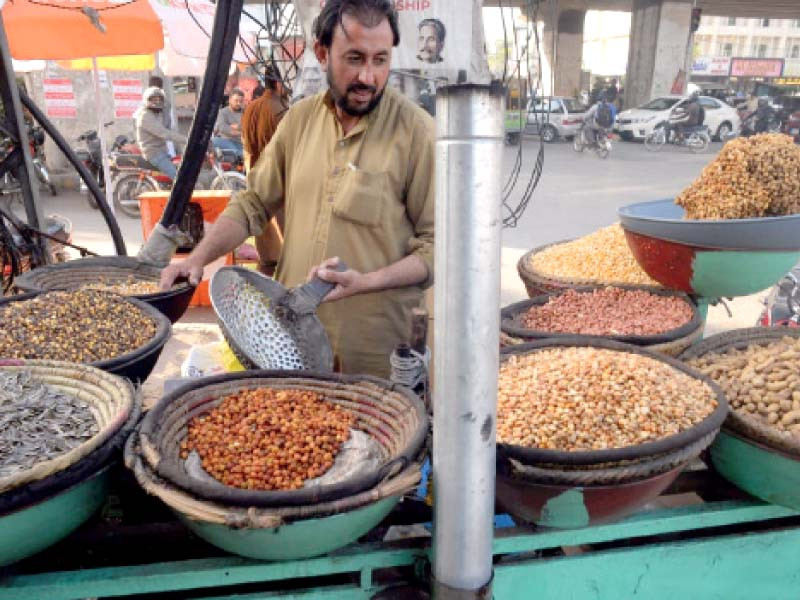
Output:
[
  {"left": 494, "top": 527, "right": 800, "bottom": 599},
  {"left": 198, "top": 584, "right": 372, "bottom": 599},
  {"left": 0, "top": 547, "right": 423, "bottom": 600},
  {"left": 493, "top": 500, "right": 799, "bottom": 555}
]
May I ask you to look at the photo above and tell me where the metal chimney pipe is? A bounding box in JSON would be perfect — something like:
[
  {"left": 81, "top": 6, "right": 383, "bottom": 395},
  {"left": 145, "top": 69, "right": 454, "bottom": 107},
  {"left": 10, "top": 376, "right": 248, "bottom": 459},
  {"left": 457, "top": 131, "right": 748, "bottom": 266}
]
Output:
[{"left": 432, "top": 83, "right": 504, "bottom": 597}]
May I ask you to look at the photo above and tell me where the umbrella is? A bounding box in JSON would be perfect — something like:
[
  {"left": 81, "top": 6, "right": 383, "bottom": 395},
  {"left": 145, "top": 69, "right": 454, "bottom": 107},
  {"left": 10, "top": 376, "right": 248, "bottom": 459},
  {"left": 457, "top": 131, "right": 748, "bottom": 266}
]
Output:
[{"left": 2, "top": 0, "right": 164, "bottom": 214}]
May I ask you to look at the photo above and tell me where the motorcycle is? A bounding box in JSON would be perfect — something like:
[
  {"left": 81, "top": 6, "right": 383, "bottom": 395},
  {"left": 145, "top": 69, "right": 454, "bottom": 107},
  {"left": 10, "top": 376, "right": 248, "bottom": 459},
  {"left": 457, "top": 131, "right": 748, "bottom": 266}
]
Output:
[
  {"left": 758, "top": 266, "right": 800, "bottom": 328},
  {"left": 644, "top": 122, "right": 710, "bottom": 153},
  {"left": 739, "top": 113, "right": 782, "bottom": 137},
  {"left": 74, "top": 122, "right": 130, "bottom": 209},
  {"left": 112, "top": 145, "right": 245, "bottom": 219},
  {"left": 0, "top": 124, "right": 58, "bottom": 204},
  {"left": 572, "top": 124, "right": 611, "bottom": 159}
]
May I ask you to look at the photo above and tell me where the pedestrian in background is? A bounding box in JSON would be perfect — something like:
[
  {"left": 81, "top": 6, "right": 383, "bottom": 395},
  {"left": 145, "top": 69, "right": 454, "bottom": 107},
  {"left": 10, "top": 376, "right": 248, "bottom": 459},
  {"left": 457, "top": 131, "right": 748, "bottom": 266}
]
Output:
[
  {"left": 214, "top": 88, "right": 245, "bottom": 154},
  {"left": 241, "top": 68, "right": 288, "bottom": 277}
]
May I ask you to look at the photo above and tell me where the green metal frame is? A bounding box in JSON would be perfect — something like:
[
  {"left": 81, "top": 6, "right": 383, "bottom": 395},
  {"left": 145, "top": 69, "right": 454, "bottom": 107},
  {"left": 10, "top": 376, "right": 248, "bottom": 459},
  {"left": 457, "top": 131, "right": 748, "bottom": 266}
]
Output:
[{"left": 2, "top": 499, "right": 798, "bottom": 599}]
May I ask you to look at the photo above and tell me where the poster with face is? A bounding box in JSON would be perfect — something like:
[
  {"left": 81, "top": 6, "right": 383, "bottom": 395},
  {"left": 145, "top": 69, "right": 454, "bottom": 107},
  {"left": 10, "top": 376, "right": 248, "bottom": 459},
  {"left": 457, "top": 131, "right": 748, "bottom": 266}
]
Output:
[{"left": 393, "top": 1, "right": 472, "bottom": 72}]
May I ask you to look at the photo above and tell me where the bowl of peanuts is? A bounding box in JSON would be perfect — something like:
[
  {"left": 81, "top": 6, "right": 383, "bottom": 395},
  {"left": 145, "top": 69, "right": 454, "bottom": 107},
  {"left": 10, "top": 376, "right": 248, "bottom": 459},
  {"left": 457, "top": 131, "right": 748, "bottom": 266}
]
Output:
[
  {"left": 13, "top": 256, "right": 196, "bottom": 324},
  {"left": 125, "top": 371, "right": 428, "bottom": 559},
  {"left": 618, "top": 134, "right": 800, "bottom": 297},
  {"left": 500, "top": 286, "right": 703, "bottom": 356},
  {"left": 682, "top": 328, "right": 800, "bottom": 510},
  {"left": 495, "top": 338, "right": 727, "bottom": 527}
]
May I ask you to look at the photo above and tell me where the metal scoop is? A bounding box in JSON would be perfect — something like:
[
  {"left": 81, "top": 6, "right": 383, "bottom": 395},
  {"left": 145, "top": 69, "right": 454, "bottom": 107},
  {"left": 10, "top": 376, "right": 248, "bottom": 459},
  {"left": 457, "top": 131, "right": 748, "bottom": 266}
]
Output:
[{"left": 209, "top": 262, "right": 347, "bottom": 371}]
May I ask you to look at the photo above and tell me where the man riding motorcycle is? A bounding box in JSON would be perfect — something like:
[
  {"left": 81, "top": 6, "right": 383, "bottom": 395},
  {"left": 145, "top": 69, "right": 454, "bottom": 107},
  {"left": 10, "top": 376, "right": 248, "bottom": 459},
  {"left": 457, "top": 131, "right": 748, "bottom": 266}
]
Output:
[
  {"left": 669, "top": 91, "right": 703, "bottom": 142},
  {"left": 134, "top": 87, "right": 188, "bottom": 181},
  {"left": 744, "top": 98, "right": 776, "bottom": 134}
]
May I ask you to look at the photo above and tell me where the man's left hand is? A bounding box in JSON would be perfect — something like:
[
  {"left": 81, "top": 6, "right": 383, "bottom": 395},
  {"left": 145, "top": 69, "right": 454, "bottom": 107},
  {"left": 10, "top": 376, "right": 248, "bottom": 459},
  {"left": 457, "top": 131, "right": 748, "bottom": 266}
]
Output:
[{"left": 307, "top": 257, "right": 372, "bottom": 302}]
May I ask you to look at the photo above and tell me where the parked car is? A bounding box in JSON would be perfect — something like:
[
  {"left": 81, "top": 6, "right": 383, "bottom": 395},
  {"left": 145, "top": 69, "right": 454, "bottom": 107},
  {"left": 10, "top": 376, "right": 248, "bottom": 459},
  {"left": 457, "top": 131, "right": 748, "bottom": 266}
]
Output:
[
  {"left": 614, "top": 95, "right": 740, "bottom": 142},
  {"left": 506, "top": 97, "right": 586, "bottom": 144}
]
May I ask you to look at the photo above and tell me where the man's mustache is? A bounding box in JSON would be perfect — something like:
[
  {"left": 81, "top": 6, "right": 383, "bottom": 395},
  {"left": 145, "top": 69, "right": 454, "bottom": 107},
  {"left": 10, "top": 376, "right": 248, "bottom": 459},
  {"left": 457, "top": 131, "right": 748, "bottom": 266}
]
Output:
[{"left": 347, "top": 84, "right": 376, "bottom": 94}]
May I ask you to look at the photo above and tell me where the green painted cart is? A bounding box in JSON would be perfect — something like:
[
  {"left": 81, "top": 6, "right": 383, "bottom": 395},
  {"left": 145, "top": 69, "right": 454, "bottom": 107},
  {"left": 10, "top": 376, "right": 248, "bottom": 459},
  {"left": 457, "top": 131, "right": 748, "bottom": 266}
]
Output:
[{"left": 2, "top": 468, "right": 799, "bottom": 599}]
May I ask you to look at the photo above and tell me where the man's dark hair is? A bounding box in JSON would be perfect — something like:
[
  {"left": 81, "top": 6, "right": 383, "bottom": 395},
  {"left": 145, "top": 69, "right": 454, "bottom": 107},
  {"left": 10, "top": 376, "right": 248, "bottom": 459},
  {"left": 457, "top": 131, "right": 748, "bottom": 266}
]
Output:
[
  {"left": 148, "top": 75, "right": 164, "bottom": 89},
  {"left": 313, "top": 0, "right": 400, "bottom": 48},
  {"left": 230, "top": 88, "right": 245, "bottom": 98},
  {"left": 418, "top": 18, "right": 445, "bottom": 44},
  {"left": 264, "top": 64, "right": 282, "bottom": 92},
  {"left": 252, "top": 84, "right": 266, "bottom": 99}
]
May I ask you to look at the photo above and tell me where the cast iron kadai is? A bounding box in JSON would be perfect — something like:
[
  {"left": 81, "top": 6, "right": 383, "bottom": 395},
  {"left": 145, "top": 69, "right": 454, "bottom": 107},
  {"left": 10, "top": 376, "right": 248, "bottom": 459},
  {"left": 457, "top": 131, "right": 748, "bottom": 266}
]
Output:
[{"left": 210, "top": 262, "right": 347, "bottom": 372}]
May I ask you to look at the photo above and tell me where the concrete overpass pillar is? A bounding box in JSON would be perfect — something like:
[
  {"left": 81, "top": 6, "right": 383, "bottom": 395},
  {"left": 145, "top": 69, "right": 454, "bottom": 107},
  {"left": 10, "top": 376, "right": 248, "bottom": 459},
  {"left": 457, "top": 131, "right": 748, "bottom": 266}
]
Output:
[
  {"left": 543, "top": 8, "right": 586, "bottom": 98},
  {"left": 625, "top": 0, "right": 692, "bottom": 109}
]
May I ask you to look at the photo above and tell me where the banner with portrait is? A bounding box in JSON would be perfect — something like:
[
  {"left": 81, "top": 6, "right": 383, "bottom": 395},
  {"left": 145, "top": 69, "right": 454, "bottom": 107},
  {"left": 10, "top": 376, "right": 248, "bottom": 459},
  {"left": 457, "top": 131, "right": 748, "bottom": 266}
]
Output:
[{"left": 392, "top": 0, "right": 473, "bottom": 73}]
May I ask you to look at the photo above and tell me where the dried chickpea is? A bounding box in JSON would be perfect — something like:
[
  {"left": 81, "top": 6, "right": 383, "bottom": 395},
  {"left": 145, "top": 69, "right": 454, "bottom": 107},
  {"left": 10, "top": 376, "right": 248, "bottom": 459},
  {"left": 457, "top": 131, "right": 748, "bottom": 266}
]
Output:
[{"left": 183, "top": 388, "right": 356, "bottom": 491}]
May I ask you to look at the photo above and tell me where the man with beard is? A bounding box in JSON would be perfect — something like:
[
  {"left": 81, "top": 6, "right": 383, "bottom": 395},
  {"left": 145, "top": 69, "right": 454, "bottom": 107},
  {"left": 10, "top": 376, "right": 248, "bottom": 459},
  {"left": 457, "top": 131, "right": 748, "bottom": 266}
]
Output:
[
  {"left": 161, "top": 0, "right": 435, "bottom": 378},
  {"left": 214, "top": 88, "right": 245, "bottom": 153},
  {"left": 134, "top": 86, "right": 188, "bottom": 181}
]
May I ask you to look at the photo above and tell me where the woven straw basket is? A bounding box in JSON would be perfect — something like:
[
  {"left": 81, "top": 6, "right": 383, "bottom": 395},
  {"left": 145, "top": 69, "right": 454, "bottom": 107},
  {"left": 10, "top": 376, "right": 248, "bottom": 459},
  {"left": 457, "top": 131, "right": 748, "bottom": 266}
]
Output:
[
  {"left": 0, "top": 360, "right": 134, "bottom": 494},
  {"left": 517, "top": 241, "right": 663, "bottom": 299},
  {"left": 135, "top": 371, "right": 428, "bottom": 509},
  {"left": 680, "top": 327, "right": 800, "bottom": 457}
]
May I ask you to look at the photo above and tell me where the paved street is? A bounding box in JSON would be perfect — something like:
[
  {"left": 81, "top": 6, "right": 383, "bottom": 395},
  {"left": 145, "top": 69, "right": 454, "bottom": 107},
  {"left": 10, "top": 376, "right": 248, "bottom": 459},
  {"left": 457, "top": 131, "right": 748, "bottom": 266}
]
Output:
[{"left": 14, "top": 137, "right": 763, "bottom": 330}]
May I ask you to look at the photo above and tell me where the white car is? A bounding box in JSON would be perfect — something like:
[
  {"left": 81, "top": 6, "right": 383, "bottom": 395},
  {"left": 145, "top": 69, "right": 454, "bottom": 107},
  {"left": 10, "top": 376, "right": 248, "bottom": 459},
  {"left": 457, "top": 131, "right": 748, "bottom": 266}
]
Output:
[{"left": 615, "top": 95, "right": 740, "bottom": 141}]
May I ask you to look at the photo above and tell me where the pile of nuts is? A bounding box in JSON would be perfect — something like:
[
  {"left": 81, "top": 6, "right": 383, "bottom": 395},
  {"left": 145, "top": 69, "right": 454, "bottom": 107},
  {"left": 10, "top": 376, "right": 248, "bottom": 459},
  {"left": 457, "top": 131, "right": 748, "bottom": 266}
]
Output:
[
  {"left": 182, "top": 387, "right": 356, "bottom": 491},
  {"left": 529, "top": 225, "right": 660, "bottom": 287},
  {"left": 676, "top": 134, "right": 800, "bottom": 219},
  {"left": 520, "top": 287, "right": 693, "bottom": 336},
  {"left": 497, "top": 347, "right": 717, "bottom": 451},
  {"left": 686, "top": 337, "right": 800, "bottom": 436},
  {"left": 82, "top": 276, "right": 161, "bottom": 295},
  {"left": 0, "top": 290, "right": 156, "bottom": 362}
]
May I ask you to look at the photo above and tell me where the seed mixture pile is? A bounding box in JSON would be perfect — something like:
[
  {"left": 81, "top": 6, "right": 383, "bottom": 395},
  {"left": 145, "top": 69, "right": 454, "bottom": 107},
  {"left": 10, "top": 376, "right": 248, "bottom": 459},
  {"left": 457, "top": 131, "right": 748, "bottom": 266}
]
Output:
[
  {"left": 0, "top": 290, "right": 156, "bottom": 362},
  {"left": 0, "top": 371, "right": 98, "bottom": 477},
  {"left": 182, "top": 388, "right": 355, "bottom": 491},
  {"left": 82, "top": 275, "right": 161, "bottom": 295},
  {"left": 686, "top": 337, "right": 800, "bottom": 436},
  {"left": 676, "top": 134, "right": 800, "bottom": 219},
  {"left": 497, "top": 347, "right": 717, "bottom": 451},
  {"left": 529, "top": 225, "right": 660, "bottom": 287},
  {"left": 519, "top": 287, "right": 693, "bottom": 336}
]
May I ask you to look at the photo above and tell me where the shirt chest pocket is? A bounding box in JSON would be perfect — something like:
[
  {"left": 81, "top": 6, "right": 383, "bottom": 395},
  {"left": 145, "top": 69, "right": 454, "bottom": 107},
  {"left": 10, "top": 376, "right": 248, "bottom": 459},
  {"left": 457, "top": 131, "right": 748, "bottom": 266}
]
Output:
[{"left": 333, "top": 169, "right": 389, "bottom": 227}]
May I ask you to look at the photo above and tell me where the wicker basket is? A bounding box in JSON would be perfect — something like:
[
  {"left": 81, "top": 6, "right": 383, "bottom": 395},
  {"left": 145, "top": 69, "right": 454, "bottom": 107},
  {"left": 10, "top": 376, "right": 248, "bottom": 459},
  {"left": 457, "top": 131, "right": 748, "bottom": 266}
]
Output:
[
  {"left": 125, "top": 428, "right": 421, "bottom": 528},
  {"left": 498, "top": 338, "right": 728, "bottom": 468},
  {"left": 0, "top": 360, "right": 134, "bottom": 494},
  {"left": 517, "top": 241, "right": 662, "bottom": 299},
  {"left": 500, "top": 286, "right": 704, "bottom": 357},
  {"left": 13, "top": 256, "right": 195, "bottom": 324},
  {"left": 680, "top": 327, "right": 800, "bottom": 457},
  {"left": 136, "top": 371, "right": 428, "bottom": 508}
]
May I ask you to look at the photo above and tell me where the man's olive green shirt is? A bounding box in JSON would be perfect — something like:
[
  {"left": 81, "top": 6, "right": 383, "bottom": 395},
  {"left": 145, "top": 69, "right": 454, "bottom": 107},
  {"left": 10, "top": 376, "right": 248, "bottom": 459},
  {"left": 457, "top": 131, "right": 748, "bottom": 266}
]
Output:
[{"left": 221, "top": 86, "right": 435, "bottom": 378}]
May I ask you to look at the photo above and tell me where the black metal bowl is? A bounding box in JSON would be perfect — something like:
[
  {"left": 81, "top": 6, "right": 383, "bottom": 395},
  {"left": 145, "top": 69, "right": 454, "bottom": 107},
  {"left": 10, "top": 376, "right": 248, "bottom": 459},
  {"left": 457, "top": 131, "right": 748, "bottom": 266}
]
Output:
[
  {"left": 0, "top": 291, "right": 171, "bottom": 384},
  {"left": 13, "top": 256, "right": 195, "bottom": 324},
  {"left": 501, "top": 285, "right": 703, "bottom": 346},
  {"left": 498, "top": 337, "right": 728, "bottom": 466}
]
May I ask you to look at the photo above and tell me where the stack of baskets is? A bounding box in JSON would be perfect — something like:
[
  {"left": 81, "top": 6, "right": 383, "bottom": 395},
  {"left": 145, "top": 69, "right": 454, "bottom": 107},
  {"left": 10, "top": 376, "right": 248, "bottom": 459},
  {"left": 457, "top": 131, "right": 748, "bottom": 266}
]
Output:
[
  {"left": 681, "top": 328, "right": 800, "bottom": 510},
  {"left": 500, "top": 286, "right": 704, "bottom": 356},
  {"left": 495, "top": 340, "right": 728, "bottom": 529},
  {"left": 0, "top": 361, "right": 138, "bottom": 566},
  {"left": 125, "top": 371, "right": 428, "bottom": 560}
]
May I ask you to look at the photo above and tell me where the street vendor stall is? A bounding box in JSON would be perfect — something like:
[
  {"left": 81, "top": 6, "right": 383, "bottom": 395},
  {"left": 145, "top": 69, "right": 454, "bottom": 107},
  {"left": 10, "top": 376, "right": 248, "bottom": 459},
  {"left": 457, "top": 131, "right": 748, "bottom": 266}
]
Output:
[{"left": 5, "top": 3, "right": 800, "bottom": 600}]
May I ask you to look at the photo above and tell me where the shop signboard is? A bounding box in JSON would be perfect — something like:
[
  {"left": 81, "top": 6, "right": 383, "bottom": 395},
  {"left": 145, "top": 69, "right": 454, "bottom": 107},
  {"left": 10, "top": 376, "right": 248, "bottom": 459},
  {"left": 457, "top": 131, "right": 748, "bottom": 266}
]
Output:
[
  {"left": 393, "top": 0, "right": 473, "bottom": 72},
  {"left": 692, "top": 56, "right": 731, "bottom": 76},
  {"left": 782, "top": 59, "right": 800, "bottom": 78},
  {"left": 112, "top": 79, "right": 143, "bottom": 119},
  {"left": 42, "top": 78, "right": 77, "bottom": 118},
  {"left": 730, "top": 58, "right": 783, "bottom": 78}
]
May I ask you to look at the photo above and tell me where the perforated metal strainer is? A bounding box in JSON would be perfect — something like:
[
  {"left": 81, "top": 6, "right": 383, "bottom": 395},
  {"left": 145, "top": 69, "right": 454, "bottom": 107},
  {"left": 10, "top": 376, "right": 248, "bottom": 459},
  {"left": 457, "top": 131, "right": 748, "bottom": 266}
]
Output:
[{"left": 210, "top": 265, "right": 345, "bottom": 371}]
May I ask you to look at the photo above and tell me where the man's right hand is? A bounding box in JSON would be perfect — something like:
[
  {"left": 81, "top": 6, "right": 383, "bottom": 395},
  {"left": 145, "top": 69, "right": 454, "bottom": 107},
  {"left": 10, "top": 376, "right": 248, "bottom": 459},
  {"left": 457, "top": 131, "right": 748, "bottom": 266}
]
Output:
[{"left": 160, "top": 258, "right": 204, "bottom": 290}]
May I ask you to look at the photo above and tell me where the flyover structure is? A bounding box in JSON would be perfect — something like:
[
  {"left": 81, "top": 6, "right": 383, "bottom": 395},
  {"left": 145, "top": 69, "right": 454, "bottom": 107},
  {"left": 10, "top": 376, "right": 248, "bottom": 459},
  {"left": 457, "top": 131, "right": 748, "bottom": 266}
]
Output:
[{"left": 489, "top": 0, "right": 799, "bottom": 107}]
